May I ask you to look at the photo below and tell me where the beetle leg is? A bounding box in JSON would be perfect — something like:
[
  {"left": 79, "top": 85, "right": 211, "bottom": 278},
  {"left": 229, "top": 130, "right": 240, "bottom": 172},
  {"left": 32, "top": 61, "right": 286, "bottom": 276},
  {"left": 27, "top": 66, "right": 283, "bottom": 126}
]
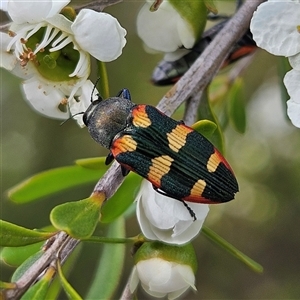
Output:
[
  {"left": 105, "top": 152, "right": 114, "bottom": 165},
  {"left": 117, "top": 88, "right": 131, "bottom": 100},
  {"left": 121, "top": 166, "right": 130, "bottom": 176},
  {"left": 152, "top": 186, "right": 197, "bottom": 221}
]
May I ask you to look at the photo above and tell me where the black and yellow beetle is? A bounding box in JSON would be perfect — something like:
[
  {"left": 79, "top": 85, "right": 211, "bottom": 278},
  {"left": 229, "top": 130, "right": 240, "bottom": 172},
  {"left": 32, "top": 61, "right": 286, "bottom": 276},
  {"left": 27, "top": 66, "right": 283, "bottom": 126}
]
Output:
[{"left": 83, "top": 89, "right": 238, "bottom": 220}]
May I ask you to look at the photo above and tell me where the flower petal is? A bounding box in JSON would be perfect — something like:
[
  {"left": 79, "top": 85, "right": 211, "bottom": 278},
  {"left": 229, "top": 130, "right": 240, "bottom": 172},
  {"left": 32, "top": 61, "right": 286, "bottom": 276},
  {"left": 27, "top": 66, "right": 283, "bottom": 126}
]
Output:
[
  {"left": 288, "top": 53, "right": 300, "bottom": 70},
  {"left": 0, "top": 0, "right": 8, "bottom": 11},
  {"left": 7, "top": 0, "right": 68, "bottom": 24},
  {"left": 250, "top": 1, "right": 300, "bottom": 56},
  {"left": 137, "top": 1, "right": 187, "bottom": 52},
  {"left": 136, "top": 181, "right": 209, "bottom": 245},
  {"left": 287, "top": 100, "right": 300, "bottom": 128},
  {"left": 176, "top": 17, "right": 195, "bottom": 49},
  {"left": 69, "top": 80, "right": 97, "bottom": 127},
  {"left": 22, "top": 78, "right": 69, "bottom": 119},
  {"left": 0, "top": 33, "right": 17, "bottom": 70},
  {"left": 283, "top": 69, "right": 300, "bottom": 102},
  {"left": 129, "top": 267, "right": 140, "bottom": 294},
  {"left": 72, "top": 9, "right": 127, "bottom": 62}
]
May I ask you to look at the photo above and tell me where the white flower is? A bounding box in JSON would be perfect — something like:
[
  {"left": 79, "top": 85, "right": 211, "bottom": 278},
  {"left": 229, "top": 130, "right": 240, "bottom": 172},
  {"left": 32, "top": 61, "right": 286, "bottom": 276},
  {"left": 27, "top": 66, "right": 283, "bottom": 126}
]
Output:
[
  {"left": 136, "top": 180, "right": 209, "bottom": 245},
  {"left": 1, "top": 0, "right": 126, "bottom": 125},
  {"left": 284, "top": 69, "right": 300, "bottom": 127},
  {"left": 250, "top": 0, "right": 300, "bottom": 128},
  {"left": 137, "top": 0, "right": 194, "bottom": 52},
  {"left": 129, "top": 242, "right": 197, "bottom": 299},
  {"left": 130, "top": 258, "right": 196, "bottom": 299}
]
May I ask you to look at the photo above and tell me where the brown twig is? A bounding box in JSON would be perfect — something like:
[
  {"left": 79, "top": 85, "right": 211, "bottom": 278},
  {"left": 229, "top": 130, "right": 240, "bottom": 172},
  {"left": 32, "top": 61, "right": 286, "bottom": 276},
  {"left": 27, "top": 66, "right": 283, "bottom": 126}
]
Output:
[{"left": 2, "top": 232, "right": 79, "bottom": 299}]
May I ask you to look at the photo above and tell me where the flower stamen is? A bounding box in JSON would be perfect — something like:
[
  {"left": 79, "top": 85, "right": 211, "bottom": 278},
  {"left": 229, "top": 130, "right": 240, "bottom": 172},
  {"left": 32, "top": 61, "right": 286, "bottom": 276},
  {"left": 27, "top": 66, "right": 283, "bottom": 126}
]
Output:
[
  {"left": 49, "top": 35, "right": 72, "bottom": 52},
  {"left": 34, "top": 26, "right": 60, "bottom": 54}
]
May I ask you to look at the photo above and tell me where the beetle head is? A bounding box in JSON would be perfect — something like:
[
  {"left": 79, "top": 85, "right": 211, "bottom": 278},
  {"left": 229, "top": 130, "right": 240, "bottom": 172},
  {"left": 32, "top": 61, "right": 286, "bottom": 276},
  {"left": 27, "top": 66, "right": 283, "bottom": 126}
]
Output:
[{"left": 83, "top": 96, "right": 134, "bottom": 149}]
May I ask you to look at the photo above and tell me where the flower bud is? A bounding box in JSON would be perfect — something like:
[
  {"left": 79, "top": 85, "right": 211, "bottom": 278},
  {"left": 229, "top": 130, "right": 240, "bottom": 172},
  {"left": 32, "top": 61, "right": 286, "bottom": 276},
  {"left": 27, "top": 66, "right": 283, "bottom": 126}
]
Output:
[{"left": 130, "top": 241, "right": 197, "bottom": 299}]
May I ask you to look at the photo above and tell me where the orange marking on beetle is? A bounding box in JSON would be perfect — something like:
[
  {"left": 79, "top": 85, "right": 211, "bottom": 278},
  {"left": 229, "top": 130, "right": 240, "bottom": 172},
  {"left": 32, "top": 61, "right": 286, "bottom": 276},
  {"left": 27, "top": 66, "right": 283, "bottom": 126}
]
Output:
[
  {"left": 132, "top": 105, "right": 152, "bottom": 128},
  {"left": 209, "top": 149, "right": 234, "bottom": 173},
  {"left": 111, "top": 135, "right": 137, "bottom": 157},
  {"left": 183, "top": 179, "right": 208, "bottom": 203},
  {"left": 207, "top": 151, "right": 221, "bottom": 172},
  {"left": 147, "top": 155, "right": 174, "bottom": 187},
  {"left": 191, "top": 179, "right": 206, "bottom": 197},
  {"left": 167, "top": 125, "right": 193, "bottom": 153}
]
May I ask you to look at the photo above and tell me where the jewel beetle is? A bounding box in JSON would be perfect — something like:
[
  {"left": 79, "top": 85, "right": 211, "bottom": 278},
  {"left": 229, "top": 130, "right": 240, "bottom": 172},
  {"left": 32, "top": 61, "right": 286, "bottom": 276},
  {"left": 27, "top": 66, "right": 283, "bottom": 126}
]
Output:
[
  {"left": 83, "top": 89, "right": 239, "bottom": 220},
  {"left": 152, "top": 20, "right": 257, "bottom": 86}
]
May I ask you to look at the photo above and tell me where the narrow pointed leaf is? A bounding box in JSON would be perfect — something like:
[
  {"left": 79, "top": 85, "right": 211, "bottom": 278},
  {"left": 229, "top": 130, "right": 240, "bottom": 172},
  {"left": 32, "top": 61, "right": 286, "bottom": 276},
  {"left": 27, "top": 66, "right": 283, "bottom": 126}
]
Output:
[
  {"left": 86, "top": 217, "right": 126, "bottom": 299},
  {"left": 227, "top": 77, "right": 247, "bottom": 133},
  {"left": 57, "top": 260, "right": 82, "bottom": 300},
  {"left": 202, "top": 226, "right": 263, "bottom": 273},
  {"left": 0, "top": 220, "right": 54, "bottom": 247},
  {"left": 45, "top": 244, "right": 82, "bottom": 300},
  {"left": 75, "top": 157, "right": 107, "bottom": 169},
  {"left": 11, "top": 251, "right": 44, "bottom": 282},
  {"left": 20, "top": 267, "right": 55, "bottom": 300},
  {"left": 50, "top": 196, "right": 104, "bottom": 239},
  {"left": 8, "top": 162, "right": 108, "bottom": 203},
  {"left": 197, "top": 89, "right": 224, "bottom": 153},
  {"left": 1, "top": 242, "right": 43, "bottom": 266}
]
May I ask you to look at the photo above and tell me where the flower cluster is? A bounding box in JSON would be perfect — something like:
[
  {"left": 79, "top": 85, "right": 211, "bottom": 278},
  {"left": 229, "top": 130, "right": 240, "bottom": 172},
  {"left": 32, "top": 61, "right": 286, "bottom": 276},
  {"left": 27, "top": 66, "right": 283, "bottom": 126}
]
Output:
[
  {"left": 1, "top": 0, "right": 126, "bottom": 126},
  {"left": 250, "top": 0, "right": 300, "bottom": 128}
]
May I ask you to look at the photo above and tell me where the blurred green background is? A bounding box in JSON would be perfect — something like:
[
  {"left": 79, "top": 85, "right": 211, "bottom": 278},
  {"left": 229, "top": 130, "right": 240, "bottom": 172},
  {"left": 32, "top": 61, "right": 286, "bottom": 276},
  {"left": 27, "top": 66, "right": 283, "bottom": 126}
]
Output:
[{"left": 1, "top": 1, "right": 300, "bottom": 299}]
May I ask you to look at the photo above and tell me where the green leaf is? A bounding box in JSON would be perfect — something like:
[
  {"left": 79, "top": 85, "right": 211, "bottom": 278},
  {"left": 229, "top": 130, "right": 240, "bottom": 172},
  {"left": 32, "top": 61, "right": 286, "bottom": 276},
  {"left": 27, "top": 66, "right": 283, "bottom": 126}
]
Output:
[
  {"left": 75, "top": 157, "right": 107, "bottom": 169},
  {"left": 169, "top": 0, "right": 207, "bottom": 41},
  {"left": 101, "top": 172, "right": 142, "bottom": 223},
  {"left": 197, "top": 89, "right": 225, "bottom": 153},
  {"left": 86, "top": 217, "right": 126, "bottom": 299},
  {"left": 227, "top": 77, "right": 247, "bottom": 133},
  {"left": 11, "top": 251, "right": 44, "bottom": 282},
  {"left": 57, "top": 260, "right": 82, "bottom": 300},
  {"left": 20, "top": 267, "right": 55, "bottom": 300},
  {"left": 1, "top": 242, "right": 43, "bottom": 266},
  {"left": 45, "top": 244, "right": 82, "bottom": 300},
  {"left": 192, "top": 120, "right": 217, "bottom": 139},
  {"left": 202, "top": 226, "right": 263, "bottom": 273},
  {"left": 50, "top": 196, "right": 103, "bottom": 239},
  {"left": 0, "top": 220, "right": 54, "bottom": 247},
  {"left": 204, "top": 0, "right": 218, "bottom": 14},
  {"left": 8, "top": 160, "right": 108, "bottom": 203}
]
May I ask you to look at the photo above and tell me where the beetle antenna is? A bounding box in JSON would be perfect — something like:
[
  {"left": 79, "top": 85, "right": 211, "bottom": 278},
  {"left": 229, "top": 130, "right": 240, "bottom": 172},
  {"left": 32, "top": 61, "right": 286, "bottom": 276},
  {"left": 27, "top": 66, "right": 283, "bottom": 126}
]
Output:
[
  {"left": 60, "top": 112, "right": 84, "bottom": 126},
  {"left": 91, "top": 77, "right": 102, "bottom": 103}
]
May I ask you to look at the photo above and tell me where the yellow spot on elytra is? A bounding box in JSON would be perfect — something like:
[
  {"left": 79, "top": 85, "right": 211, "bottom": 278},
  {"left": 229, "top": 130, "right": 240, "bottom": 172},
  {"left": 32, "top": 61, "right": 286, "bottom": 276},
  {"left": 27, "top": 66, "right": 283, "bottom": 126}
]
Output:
[
  {"left": 207, "top": 152, "right": 221, "bottom": 172},
  {"left": 148, "top": 155, "right": 174, "bottom": 186},
  {"left": 132, "top": 108, "right": 152, "bottom": 128},
  {"left": 190, "top": 179, "right": 206, "bottom": 197},
  {"left": 115, "top": 135, "right": 137, "bottom": 153},
  {"left": 167, "top": 125, "right": 191, "bottom": 152}
]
